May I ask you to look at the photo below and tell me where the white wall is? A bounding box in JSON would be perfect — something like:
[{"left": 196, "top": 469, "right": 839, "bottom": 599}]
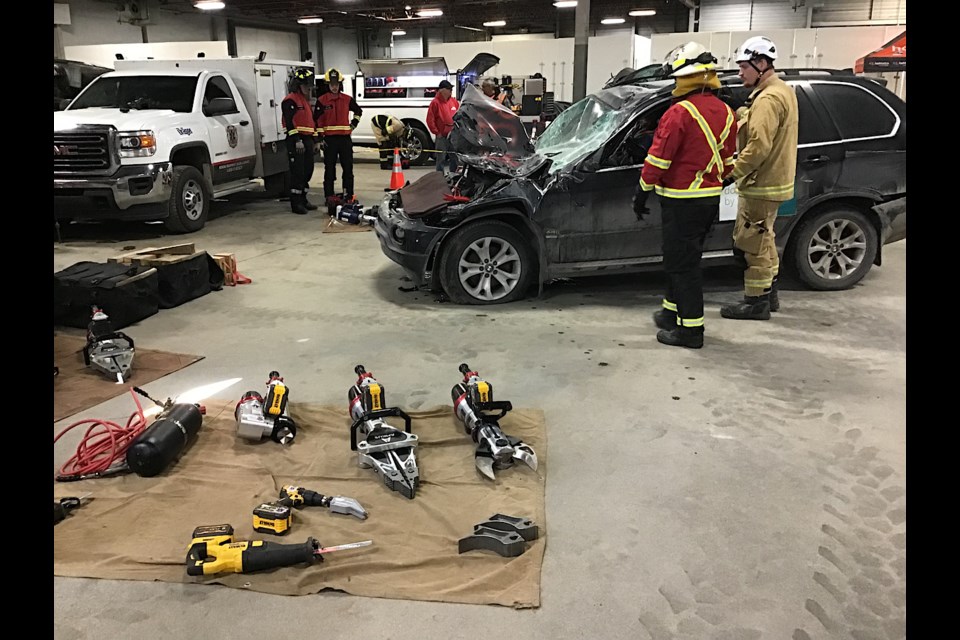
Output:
[
  {"left": 59, "top": 0, "right": 142, "bottom": 47},
  {"left": 323, "top": 27, "right": 359, "bottom": 76},
  {"left": 699, "top": 0, "right": 906, "bottom": 31},
  {"left": 432, "top": 31, "right": 640, "bottom": 102},
  {"left": 63, "top": 41, "right": 229, "bottom": 69},
  {"left": 633, "top": 35, "right": 652, "bottom": 69},
  {"left": 652, "top": 25, "right": 906, "bottom": 71},
  {"left": 235, "top": 26, "right": 300, "bottom": 62}
]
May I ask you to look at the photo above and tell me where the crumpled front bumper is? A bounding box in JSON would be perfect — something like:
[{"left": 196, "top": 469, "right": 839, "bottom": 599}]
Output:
[
  {"left": 54, "top": 162, "right": 173, "bottom": 215},
  {"left": 374, "top": 193, "right": 446, "bottom": 288}
]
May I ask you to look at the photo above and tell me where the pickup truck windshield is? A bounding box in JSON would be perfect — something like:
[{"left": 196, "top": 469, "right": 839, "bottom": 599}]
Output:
[{"left": 68, "top": 75, "right": 197, "bottom": 112}]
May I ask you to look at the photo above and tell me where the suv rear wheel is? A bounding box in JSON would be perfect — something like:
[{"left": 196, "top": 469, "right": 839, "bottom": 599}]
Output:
[
  {"left": 788, "top": 205, "right": 878, "bottom": 290},
  {"left": 439, "top": 220, "right": 533, "bottom": 304}
]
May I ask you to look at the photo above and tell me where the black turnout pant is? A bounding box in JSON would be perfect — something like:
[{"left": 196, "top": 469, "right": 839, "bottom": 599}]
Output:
[
  {"left": 660, "top": 196, "right": 720, "bottom": 329},
  {"left": 323, "top": 135, "right": 354, "bottom": 198},
  {"left": 286, "top": 136, "right": 315, "bottom": 204}
]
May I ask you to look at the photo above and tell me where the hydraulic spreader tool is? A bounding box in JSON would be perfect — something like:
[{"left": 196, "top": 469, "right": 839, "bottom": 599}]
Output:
[
  {"left": 185, "top": 524, "right": 372, "bottom": 576},
  {"left": 348, "top": 365, "right": 420, "bottom": 499},
  {"left": 83, "top": 307, "right": 135, "bottom": 383},
  {"left": 235, "top": 371, "right": 297, "bottom": 444},
  {"left": 252, "top": 485, "right": 368, "bottom": 535},
  {"left": 451, "top": 363, "right": 538, "bottom": 480}
]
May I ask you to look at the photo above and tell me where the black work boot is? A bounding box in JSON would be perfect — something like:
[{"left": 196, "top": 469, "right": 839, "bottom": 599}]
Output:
[
  {"left": 656, "top": 326, "right": 704, "bottom": 349},
  {"left": 290, "top": 194, "right": 309, "bottom": 215},
  {"left": 302, "top": 194, "right": 319, "bottom": 211},
  {"left": 720, "top": 296, "right": 771, "bottom": 320},
  {"left": 769, "top": 279, "right": 780, "bottom": 313},
  {"left": 653, "top": 309, "right": 678, "bottom": 331}
]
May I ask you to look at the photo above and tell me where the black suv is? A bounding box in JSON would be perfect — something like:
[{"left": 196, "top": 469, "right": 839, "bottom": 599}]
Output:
[{"left": 375, "top": 71, "right": 906, "bottom": 304}]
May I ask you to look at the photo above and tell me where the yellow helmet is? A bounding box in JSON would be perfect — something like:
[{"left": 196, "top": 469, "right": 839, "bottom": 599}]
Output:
[
  {"left": 324, "top": 68, "right": 343, "bottom": 83},
  {"left": 663, "top": 42, "right": 718, "bottom": 77}
]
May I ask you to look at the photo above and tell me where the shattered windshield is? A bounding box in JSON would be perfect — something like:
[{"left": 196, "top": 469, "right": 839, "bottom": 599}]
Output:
[
  {"left": 534, "top": 86, "right": 651, "bottom": 174},
  {"left": 69, "top": 75, "right": 197, "bottom": 112}
]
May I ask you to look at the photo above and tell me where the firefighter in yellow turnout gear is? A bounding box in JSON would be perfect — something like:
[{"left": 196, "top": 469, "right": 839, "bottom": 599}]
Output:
[{"left": 721, "top": 36, "right": 799, "bottom": 320}]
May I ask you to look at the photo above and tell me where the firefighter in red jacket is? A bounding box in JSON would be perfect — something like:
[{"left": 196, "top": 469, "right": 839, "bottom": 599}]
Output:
[
  {"left": 635, "top": 42, "right": 738, "bottom": 349},
  {"left": 281, "top": 68, "right": 319, "bottom": 214},
  {"left": 315, "top": 68, "right": 362, "bottom": 203}
]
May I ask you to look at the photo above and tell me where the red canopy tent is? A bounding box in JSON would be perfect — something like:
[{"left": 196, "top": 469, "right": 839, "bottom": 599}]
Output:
[{"left": 855, "top": 31, "right": 906, "bottom": 74}]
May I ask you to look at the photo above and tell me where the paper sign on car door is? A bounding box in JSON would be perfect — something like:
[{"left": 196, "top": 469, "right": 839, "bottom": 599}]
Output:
[{"left": 719, "top": 184, "right": 738, "bottom": 221}]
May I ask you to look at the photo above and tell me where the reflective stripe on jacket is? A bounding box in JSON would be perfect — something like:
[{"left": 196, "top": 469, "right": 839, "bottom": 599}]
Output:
[
  {"left": 639, "top": 93, "right": 737, "bottom": 199},
  {"left": 732, "top": 74, "right": 799, "bottom": 202},
  {"left": 315, "top": 92, "right": 362, "bottom": 136},
  {"left": 281, "top": 92, "right": 316, "bottom": 137}
]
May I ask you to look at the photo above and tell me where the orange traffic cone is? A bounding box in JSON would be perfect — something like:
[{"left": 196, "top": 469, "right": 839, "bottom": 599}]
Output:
[{"left": 389, "top": 148, "right": 406, "bottom": 190}]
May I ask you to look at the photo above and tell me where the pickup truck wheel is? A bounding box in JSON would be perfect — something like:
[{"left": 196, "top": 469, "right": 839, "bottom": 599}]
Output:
[
  {"left": 165, "top": 166, "right": 210, "bottom": 234},
  {"left": 788, "top": 205, "right": 878, "bottom": 291},
  {"left": 439, "top": 220, "right": 533, "bottom": 305},
  {"left": 403, "top": 127, "right": 432, "bottom": 166}
]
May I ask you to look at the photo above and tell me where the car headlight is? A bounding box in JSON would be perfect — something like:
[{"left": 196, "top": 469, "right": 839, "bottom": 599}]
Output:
[{"left": 118, "top": 131, "right": 156, "bottom": 157}]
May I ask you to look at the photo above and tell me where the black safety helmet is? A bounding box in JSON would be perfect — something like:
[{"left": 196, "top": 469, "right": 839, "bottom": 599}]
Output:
[{"left": 292, "top": 68, "right": 315, "bottom": 90}]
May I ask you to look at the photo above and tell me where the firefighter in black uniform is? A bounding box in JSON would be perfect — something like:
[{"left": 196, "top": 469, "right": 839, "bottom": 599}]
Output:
[
  {"left": 315, "top": 68, "right": 363, "bottom": 203},
  {"left": 371, "top": 114, "right": 408, "bottom": 170},
  {"left": 281, "top": 68, "right": 319, "bottom": 214}
]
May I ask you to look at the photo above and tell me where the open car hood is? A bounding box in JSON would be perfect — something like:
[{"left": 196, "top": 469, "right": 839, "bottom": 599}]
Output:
[{"left": 448, "top": 84, "right": 545, "bottom": 178}]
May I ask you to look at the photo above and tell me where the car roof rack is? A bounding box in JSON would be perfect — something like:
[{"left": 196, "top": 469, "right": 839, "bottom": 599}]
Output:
[{"left": 718, "top": 67, "right": 857, "bottom": 77}]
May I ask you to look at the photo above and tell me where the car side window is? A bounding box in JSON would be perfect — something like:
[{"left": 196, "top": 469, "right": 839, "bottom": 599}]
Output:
[
  {"left": 811, "top": 82, "right": 898, "bottom": 141},
  {"left": 204, "top": 75, "right": 238, "bottom": 113},
  {"left": 795, "top": 86, "right": 838, "bottom": 145}
]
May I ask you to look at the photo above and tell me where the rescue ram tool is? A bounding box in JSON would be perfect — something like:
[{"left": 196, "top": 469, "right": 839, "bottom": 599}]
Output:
[
  {"left": 235, "top": 371, "right": 297, "bottom": 445},
  {"left": 83, "top": 307, "right": 134, "bottom": 383},
  {"left": 451, "top": 363, "right": 538, "bottom": 480},
  {"left": 348, "top": 365, "right": 420, "bottom": 499}
]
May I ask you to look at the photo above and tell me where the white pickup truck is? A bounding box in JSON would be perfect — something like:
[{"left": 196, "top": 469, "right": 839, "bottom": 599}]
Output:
[{"left": 53, "top": 57, "right": 308, "bottom": 233}]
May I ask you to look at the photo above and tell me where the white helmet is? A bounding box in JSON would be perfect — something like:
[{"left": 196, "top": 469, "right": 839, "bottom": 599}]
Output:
[
  {"left": 735, "top": 36, "right": 778, "bottom": 63},
  {"left": 663, "top": 41, "right": 718, "bottom": 77}
]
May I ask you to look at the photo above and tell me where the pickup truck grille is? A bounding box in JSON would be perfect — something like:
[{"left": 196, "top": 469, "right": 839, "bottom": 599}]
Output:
[{"left": 54, "top": 127, "right": 115, "bottom": 174}]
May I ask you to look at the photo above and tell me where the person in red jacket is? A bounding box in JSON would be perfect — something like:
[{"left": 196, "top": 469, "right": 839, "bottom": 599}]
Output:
[
  {"left": 281, "top": 68, "right": 319, "bottom": 214},
  {"left": 635, "top": 42, "right": 738, "bottom": 349},
  {"left": 426, "top": 79, "right": 460, "bottom": 176},
  {"left": 315, "top": 68, "right": 362, "bottom": 203}
]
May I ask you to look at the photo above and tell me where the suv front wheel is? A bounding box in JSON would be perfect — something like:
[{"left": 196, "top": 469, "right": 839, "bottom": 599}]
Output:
[
  {"left": 439, "top": 220, "right": 534, "bottom": 304},
  {"left": 788, "top": 205, "right": 878, "bottom": 291}
]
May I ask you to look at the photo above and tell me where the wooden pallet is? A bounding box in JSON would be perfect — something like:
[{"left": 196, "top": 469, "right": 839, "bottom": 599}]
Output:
[{"left": 108, "top": 243, "right": 204, "bottom": 267}]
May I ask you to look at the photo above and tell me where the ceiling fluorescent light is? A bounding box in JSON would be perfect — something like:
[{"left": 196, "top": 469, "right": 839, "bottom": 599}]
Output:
[
  {"left": 297, "top": 16, "right": 323, "bottom": 24},
  {"left": 601, "top": 17, "right": 625, "bottom": 25},
  {"left": 194, "top": 1, "right": 225, "bottom": 10},
  {"left": 628, "top": 9, "right": 657, "bottom": 17},
  {"left": 455, "top": 24, "right": 484, "bottom": 32},
  {"left": 417, "top": 8, "right": 443, "bottom": 17},
  {"left": 483, "top": 20, "right": 506, "bottom": 27},
  {"left": 392, "top": 29, "right": 407, "bottom": 36},
  {"left": 553, "top": 1, "right": 578, "bottom": 8}
]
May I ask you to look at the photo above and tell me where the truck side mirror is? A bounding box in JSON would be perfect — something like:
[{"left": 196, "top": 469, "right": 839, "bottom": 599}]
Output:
[{"left": 205, "top": 97, "right": 237, "bottom": 117}]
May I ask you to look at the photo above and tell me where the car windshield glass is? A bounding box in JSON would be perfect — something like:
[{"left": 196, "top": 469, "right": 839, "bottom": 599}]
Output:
[
  {"left": 68, "top": 76, "right": 196, "bottom": 112},
  {"left": 535, "top": 89, "right": 640, "bottom": 173}
]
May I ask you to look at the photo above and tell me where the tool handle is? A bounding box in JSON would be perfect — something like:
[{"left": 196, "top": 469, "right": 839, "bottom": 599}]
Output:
[
  {"left": 458, "top": 363, "right": 472, "bottom": 375},
  {"left": 300, "top": 488, "right": 327, "bottom": 507},
  {"left": 350, "top": 407, "right": 412, "bottom": 450},
  {"left": 475, "top": 400, "right": 513, "bottom": 421},
  {"left": 242, "top": 538, "right": 319, "bottom": 573},
  {"left": 354, "top": 364, "right": 367, "bottom": 376}
]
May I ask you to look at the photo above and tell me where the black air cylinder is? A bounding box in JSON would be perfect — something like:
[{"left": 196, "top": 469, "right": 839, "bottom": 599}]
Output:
[{"left": 126, "top": 403, "right": 203, "bottom": 477}]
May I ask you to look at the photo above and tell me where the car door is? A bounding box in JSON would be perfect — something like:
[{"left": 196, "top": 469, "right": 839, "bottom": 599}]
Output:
[
  {"left": 203, "top": 74, "right": 256, "bottom": 184},
  {"left": 552, "top": 103, "right": 671, "bottom": 264},
  {"left": 702, "top": 80, "right": 845, "bottom": 252}
]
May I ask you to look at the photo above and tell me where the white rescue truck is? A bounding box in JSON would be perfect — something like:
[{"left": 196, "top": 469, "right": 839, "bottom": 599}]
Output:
[{"left": 53, "top": 56, "right": 309, "bottom": 233}]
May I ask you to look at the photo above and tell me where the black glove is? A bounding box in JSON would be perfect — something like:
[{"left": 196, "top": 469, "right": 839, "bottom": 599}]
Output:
[
  {"left": 632, "top": 187, "right": 650, "bottom": 221},
  {"left": 722, "top": 176, "right": 736, "bottom": 189}
]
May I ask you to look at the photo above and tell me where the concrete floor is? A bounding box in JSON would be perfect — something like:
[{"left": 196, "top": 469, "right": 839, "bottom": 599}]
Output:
[{"left": 54, "top": 159, "right": 906, "bottom": 640}]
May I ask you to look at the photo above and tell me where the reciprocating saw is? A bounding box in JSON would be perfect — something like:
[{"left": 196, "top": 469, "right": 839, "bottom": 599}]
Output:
[
  {"left": 451, "top": 363, "right": 538, "bottom": 480},
  {"left": 185, "top": 524, "right": 372, "bottom": 576},
  {"left": 348, "top": 365, "right": 420, "bottom": 499}
]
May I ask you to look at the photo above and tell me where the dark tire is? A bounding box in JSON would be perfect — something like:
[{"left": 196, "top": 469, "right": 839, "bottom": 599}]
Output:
[
  {"left": 263, "top": 171, "right": 290, "bottom": 198},
  {"left": 164, "top": 166, "right": 210, "bottom": 234},
  {"left": 788, "top": 205, "right": 878, "bottom": 291},
  {"left": 403, "top": 125, "right": 433, "bottom": 166},
  {"left": 439, "top": 219, "right": 534, "bottom": 305}
]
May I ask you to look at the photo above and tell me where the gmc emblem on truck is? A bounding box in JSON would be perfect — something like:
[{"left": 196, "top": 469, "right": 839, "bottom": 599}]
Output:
[{"left": 53, "top": 144, "right": 75, "bottom": 156}]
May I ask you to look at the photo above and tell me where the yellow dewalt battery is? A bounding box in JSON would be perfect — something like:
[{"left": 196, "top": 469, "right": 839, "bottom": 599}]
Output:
[{"left": 252, "top": 502, "right": 292, "bottom": 535}]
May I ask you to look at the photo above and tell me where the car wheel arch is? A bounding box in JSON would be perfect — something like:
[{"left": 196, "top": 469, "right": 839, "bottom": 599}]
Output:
[
  {"left": 431, "top": 206, "right": 546, "bottom": 294},
  {"left": 791, "top": 193, "right": 885, "bottom": 267}
]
